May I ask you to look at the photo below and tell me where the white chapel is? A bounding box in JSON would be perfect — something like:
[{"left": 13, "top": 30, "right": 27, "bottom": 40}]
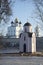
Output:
[{"left": 19, "top": 22, "right": 36, "bottom": 53}]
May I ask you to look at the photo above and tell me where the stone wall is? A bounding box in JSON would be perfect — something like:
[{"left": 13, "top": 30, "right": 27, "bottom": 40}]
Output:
[
  {"left": 36, "top": 37, "right": 43, "bottom": 52},
  {"left": 0, "top": 37, "right": 43, "bottom": 52},
  {"left": 0, "top": 37, "right": 19, "bottom": 47}
]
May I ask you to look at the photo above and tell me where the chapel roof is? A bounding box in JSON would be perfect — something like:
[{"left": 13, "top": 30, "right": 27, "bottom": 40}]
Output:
[{"left": 24, "top": 22, "right": 31, "bottom": 26}]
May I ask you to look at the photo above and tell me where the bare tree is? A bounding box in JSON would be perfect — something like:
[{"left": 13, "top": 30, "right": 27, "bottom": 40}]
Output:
[
  {"left": 33, "top": 0, "right": 43, "bottom": 22},
  {"left": 0, "top": 0, "right": 12, "bottom": 23},
  {"left": 32, "top": 0, "right": 43, "bottom": 30}
]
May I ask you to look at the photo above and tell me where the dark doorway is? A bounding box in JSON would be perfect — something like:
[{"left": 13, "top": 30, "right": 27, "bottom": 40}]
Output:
[{"left": 23, "top": 44, "right": 26, "bottom": 52}]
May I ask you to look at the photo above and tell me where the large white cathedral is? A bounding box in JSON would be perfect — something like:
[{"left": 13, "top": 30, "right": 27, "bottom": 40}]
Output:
[{"left": 7, "top": 18, "right": 22, "bottom": 38}]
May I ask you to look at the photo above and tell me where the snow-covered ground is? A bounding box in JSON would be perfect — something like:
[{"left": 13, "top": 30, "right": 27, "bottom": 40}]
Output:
[{"left": 0, "top": 56, "right": 43, "bottom": 65}]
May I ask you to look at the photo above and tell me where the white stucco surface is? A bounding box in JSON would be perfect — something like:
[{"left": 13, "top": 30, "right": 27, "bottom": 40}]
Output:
[{"left": 19, "top": 22, "right": 36, "bottom": 53}]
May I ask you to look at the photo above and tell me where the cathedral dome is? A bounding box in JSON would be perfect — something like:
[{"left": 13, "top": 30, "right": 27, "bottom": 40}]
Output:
[
  {"left": 15, "top": 18, "right": 18, "bottom": 23},
  {"left": 24, "top": 22, "right": 31, "bottom": 26},
  {"left": 11, "top": 21, "right": 14, "bottom": 24},
  {"left": 19, "top": 21, "right": 21, "bottom": 24}
]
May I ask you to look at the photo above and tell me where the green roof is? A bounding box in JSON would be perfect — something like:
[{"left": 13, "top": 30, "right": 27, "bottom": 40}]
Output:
[
  {"left": 15, "top": 18, "right": 18, "bottom": 23},
  {"left": 19, "top": 21, "right": 21, "bottom": 24}
]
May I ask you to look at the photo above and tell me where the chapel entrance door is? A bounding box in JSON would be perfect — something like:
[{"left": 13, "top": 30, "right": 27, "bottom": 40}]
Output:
[{"left": 23, "top": 44, "right": 26, "bottom": 52}]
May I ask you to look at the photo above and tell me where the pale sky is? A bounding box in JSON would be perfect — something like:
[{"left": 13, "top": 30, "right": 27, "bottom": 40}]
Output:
[
  {"left": 0, "top": 0, "right": 41, "bottom": 36},
  {"left": 12, "top": 0, "right": 35, "bottom": 25},
  {"left": 11, "top": 0, "right": 36, "bottom": 31}
]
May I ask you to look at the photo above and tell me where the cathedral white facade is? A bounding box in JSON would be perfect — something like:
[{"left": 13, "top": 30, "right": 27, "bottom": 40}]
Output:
[
  {"left": 19, "top": 22, "right": 36, "bottom": 53},
  {"left": 7, "top": 18, "right": 22, "bottom": 38}
]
